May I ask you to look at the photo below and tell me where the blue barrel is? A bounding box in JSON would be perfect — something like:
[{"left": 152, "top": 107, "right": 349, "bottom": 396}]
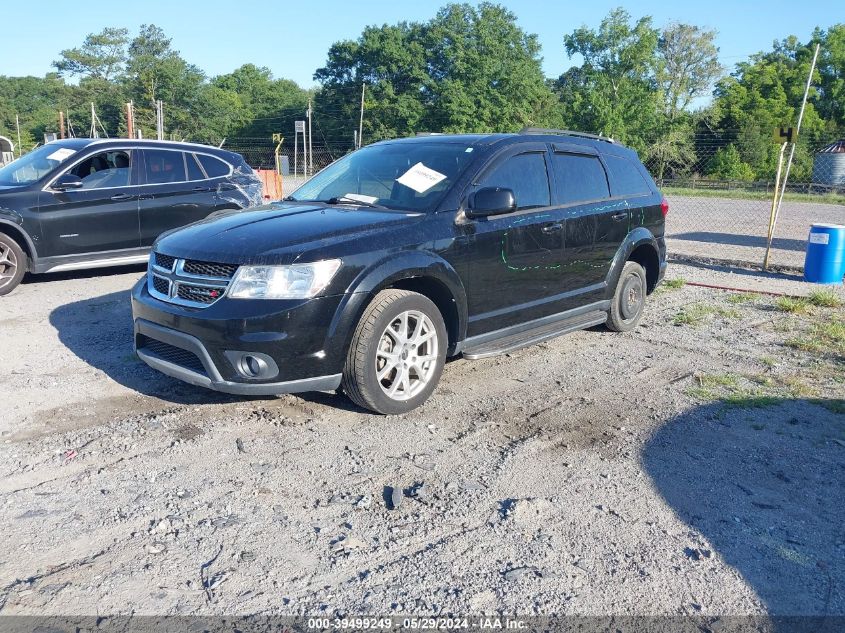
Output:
[{"left": 804, "top": 223, "right": 845, "bottom": 284}]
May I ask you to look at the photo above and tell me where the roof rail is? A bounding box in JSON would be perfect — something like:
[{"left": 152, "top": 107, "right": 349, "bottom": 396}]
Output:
[{"left": 518, "top": 127, "right": 615, "bottom": 144}]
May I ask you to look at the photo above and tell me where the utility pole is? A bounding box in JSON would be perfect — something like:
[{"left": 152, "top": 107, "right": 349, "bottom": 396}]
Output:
[
  {"left": 15, "top": 114, "right": 21, "bottom": 157},
  {"left": 358, "top": 82, "right": 365, "bottom": 149},
  {"left": 126, "top": 101, "right": 135, "bottom": 139},
  {"left": 58, "top": 111, "right": 65, "bottom": 139},
  {"left": 307, "top": 99, "right": 313, "bottom": 176},
  {"left": 90, "top": 102, "right": 98, "bottom": 139},
  {"left": 156, "top": 100, "right": 164, "bottom": 140}
]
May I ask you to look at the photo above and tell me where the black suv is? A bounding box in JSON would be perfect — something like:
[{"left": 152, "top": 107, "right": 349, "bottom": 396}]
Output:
[
  {"left": 132, "top": 129, "right": 667, "bottom": 414},
  {"left": 0, "top": 138, "right": 262, "bottom": 295}
]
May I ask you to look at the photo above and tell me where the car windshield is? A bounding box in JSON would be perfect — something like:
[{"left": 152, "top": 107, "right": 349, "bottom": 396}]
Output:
[
  {"left": 0, "top": 144, "right": 78, "bottom": 186},
  {"left": 288, "top": 141, "right": 476, "bottom": 212}
]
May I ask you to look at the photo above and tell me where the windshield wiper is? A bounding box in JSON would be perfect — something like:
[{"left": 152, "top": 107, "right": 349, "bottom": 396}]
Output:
[{"left": 326, "top": 195, "right": 386, "bottom": 209}]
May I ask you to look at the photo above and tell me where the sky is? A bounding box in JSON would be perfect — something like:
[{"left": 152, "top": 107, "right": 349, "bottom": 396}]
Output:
[{"left": 1, "top": 0, "right": 841, "bottom": 88}]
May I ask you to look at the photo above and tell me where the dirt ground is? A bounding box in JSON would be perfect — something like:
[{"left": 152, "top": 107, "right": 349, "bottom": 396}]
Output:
[{"left": 1, "top": 262, "right": 843, "bottom": 619}]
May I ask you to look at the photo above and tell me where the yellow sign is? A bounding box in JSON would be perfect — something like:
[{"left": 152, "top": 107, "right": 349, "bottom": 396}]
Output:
[{"left": 774, "top": 127, "right": 796, "bottom": 144}]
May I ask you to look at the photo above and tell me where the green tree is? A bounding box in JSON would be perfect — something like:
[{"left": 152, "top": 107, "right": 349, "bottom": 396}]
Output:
[
  {"left": 707, "top": 144, "right": 755, "bottom": 181},
  {"left": 53, "top": 27, "right": 129, "bottom": 81},
  {"left": 556, "top": 8, "right": 661, "bottom": 147},
  {"left": 811, "top": 24, "right": 845, "bottom": 132}
]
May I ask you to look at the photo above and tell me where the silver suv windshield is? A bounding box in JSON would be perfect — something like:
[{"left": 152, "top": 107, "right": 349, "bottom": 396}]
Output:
[
  {"left": 288, "top": 141, "right": 476, "bottom": 212},
  {"left": 0, "top": 143, "right": 78, "bottom": 186}
]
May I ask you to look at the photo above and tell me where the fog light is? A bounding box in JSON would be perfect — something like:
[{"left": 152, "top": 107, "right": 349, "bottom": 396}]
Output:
[
  {"left": 240, "top": 355, "right": 267, "bottom": 378},
  {"left": 224, "top": 350, "right": 279, "bottom": 380}
]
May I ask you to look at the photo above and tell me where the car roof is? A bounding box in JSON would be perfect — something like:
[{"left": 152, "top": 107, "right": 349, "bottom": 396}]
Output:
[
  {"left": 370, "top": 131, "right": 639, "bottom": 158},
  {"left": 44, "top": 137, "right": 235, "bottom": 157}
]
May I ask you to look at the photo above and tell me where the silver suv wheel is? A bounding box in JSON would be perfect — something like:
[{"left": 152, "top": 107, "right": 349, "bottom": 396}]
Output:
[{"left": 375, "top": 310, "right": 439, "bottom": 401}]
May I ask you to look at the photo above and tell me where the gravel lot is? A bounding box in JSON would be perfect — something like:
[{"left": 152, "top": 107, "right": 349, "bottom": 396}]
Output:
[
  {"left": 667, "top": 195, "right": 845, "bottom": 269},
  {"left": 1, "top": 263, "right": 843, "bottom": 618}
]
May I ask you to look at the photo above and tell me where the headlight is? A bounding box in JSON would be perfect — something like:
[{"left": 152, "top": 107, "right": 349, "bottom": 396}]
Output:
[{"left": 228, "top": 259, "right": 342, "bottom": 299}]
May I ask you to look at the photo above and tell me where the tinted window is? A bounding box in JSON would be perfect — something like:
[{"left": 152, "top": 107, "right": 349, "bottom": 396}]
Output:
[
  {"left": 604, "top": 154, "right": 651, "bottom": 196},
  {"left": 144, "top": 150, "right": 186, "bottom": 184},
  {"left": 68, "top": 150, "right": 131, "bottom": 189},
  {"left": 186, "top": 153, "right": 205, "bottom": 181},
  {"left": 198, "top": 154, "right": 230, "bottom": 178},
  {"left": 551, "top": 153, "right": 609, "bottom": 204},
  {"left": 481, "top": 152, "right": 550, "bottom": 209}
]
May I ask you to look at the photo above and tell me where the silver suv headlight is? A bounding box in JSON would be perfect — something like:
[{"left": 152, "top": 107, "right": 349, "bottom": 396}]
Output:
[{"left": 228, "top": 259, "right": 342, "bottom": 299}]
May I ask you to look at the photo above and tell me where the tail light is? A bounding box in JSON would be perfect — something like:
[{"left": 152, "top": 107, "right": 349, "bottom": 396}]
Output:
[{"left": 660, "top": 197, "right": 669, "bottom": 217}]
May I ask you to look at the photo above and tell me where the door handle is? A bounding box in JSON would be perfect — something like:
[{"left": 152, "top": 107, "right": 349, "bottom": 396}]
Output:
[
  {"left": 193, "top": 186, "right": 211, "bottom": 192},
  {"left": 611, "top": 212, "right": 628, "bottom": 221},
  {"left": 110, "top": 193, "right": 132, "bottom": 201},
  {"left": 541, "top": 222, "right": 563, "bottom": 234}
]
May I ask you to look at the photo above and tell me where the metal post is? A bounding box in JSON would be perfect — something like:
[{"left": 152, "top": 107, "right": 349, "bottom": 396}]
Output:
[
  {"left": 307, "top": 99, "right": 313, "bottom": 176},
  {"left": 15, "top": 114, "right": 22, "bottom": 157},
  {"left": 764, "top": 43, "right": 821, "bottom": 269},
  {"left": 358, "top": 82, "right": 365, "bottom": 149},
  {"left": 156, "top": 100, "right": 164, "bottom": 140},
  {"left": 294, "top": 133, "right": 298, "bottom": 180}
]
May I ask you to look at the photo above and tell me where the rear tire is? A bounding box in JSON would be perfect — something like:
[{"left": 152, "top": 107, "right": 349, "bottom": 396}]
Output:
[
  {"left": 342, "top": 289, "right": 447, "bottom": 415},
  {"left": 0, "top": 233, "right": 26, "bottom": 297},
  {"left": 606, "top": 261, "right": 647, "bottom": 332}
]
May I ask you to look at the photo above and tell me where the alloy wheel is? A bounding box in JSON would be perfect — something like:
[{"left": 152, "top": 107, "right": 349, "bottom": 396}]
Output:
[
  {"left": 0, "top": 242, "right": 18, "bottom": 291},
  {"left": 375, "top": 310, "right": 439, "bottom": 401}
]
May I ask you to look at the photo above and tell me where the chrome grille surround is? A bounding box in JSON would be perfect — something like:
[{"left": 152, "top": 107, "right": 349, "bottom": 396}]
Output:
[{"left": 148, "top": 253, "right": 236, "bottom": 309}]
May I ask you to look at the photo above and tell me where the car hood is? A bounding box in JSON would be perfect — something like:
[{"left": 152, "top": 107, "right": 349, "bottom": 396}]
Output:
[
  {"left": 0, "top": 184, "right": 28, "bottom": 193},
  {"left": 154, "top": 202, "right": 423, "bottom": 265}
]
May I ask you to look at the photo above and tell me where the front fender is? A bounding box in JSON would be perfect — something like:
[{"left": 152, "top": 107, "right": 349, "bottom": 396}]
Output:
[
  {"left": 604, "top": 227, "right": 661, "bottom": 300},
  {"left": 0, "top": 209, "right": 39, "bottom": 262},
  {"left": 324, "top": 250, "right": 468, "bottom": 361}
]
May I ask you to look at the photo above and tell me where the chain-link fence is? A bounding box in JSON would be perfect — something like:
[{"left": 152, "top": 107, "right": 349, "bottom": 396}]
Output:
[{"left": 225, "top": 133, "right": 845, "bottom": 274}]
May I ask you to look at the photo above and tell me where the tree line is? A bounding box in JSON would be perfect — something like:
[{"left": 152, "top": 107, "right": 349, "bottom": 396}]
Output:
[{"left": 1, "top": 4, "right": 843, "bottom": 182}]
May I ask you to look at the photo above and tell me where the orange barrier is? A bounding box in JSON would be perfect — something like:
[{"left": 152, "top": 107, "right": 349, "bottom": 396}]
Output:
[{"left": 255, "top": 169, "right": 282, "bottom": 201}]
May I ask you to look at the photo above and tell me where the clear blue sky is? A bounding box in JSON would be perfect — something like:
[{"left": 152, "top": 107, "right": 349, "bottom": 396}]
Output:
[{"left": 1, "top": 0, "right": 840, "bottom": 89}]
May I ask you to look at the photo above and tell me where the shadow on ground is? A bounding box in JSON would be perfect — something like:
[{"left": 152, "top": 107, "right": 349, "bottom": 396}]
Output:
[
  {"left": 643, "top": 398, "right": 845, "bottom": 621},
  {"left": 22, "top": 263, "right": 148, "bottom": 286},
  {"left": 669, "top": 231, "right": 807, "bottom": 252},
  {"left": 49, "top": 289, "right": 242, "bottom": 405}
]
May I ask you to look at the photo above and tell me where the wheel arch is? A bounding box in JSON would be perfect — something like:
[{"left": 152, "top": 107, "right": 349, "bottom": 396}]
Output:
[
  {"left": 606, "top": 228, "right": 662, "bottom": 297},
  {"left": 327, "top": 251, "right": 468, "bottom": 359},
  {"left": 0, "top": 218, "right": 36, "bottom": 270}
]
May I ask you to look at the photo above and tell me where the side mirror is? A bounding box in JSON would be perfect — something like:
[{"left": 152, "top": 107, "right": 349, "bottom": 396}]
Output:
[
  {"left": 467, "top": 187, "right": 516, "bottom": 217},
  {"left": 53, "top": 174, "right": 84, "bottom": 190}
]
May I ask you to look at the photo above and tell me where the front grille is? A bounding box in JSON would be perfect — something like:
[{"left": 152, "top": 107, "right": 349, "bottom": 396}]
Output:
[
  {"left": 152, "top": 275, "right": 170, "bottom": 295},
  {"left": 177, "top": 284, "right": 224, "bottom": 304},
  {"left": 182, "top": 261, "right": 238, "bottom": 278},
  {"left": 154, "top": 253, "right": 176, "bottom": 271},
  {"left": 137, "top": 335, "right": 207, "bottom": 376},
  {"left": 148, "top": 252, "right": 236, "bottom": 308}
]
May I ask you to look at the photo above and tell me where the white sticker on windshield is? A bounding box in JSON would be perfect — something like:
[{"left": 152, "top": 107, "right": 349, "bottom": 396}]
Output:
[
  {"left": 47, "top": 148, "right": 76, "bottom": 162},
  {"left": 343, "top": 193, "right": 379, "bottom": 204},
  {"left": 396, "top": 162, "right": 447, "bottom": 194}
]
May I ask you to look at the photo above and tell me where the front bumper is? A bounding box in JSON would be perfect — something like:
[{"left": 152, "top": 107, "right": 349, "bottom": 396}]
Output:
[{"left": 131, "top": 277, "right": 350, "bottom": 396}]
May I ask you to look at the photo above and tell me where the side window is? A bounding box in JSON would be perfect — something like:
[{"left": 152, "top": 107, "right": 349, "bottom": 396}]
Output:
[
  {"left": 604, "top": 154, "right": 651, "bottom": 197},
  {"left": 68, "top": 150, "right": 131, "bottom": 189},
  {"left": 144, "top": 150, "right": 186, "bottom": 184},
  {"left": 198, "top": 154, "right": 231, "bottom": 179},
  {"left": 185, "top": 153, "right": 206, "bottom": 181},
  {"left": 481, "top": 152, "right": 550, "bottom": 210},
  {"left": 551, "top": 153, "right": 609, "bottom": 204}
]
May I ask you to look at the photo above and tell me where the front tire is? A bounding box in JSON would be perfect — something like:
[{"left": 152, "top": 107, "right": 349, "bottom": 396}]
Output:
[
  {"left": 0, "top": 234, "right": 26, "bottom": 297},
  {"left": 606, "top": 261, "right": 647, "bottom": 332},
  {"left": 342, "top": 289, "right": 447, "bottom": 415}
]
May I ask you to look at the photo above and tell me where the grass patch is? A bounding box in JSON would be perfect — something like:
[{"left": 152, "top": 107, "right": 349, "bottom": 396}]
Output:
[
  {"left": 726, "top": 292, "right": 759, "bottom": 305},
  {"left": 814, "top": 399, "right": 845, "bottom": 414},
  {"left": 808, "top": 289, "right": 843, "bottom": 308},
  {"left": 786, "top": 318, "right": 845, "bottom": 357},
  {"left": 663, "top": 186, "right": 845, "bottom": 206},
  {"left": 663, "top": 278, "right": 686, "bottom": 290},
  {"left": 686, "top": 371, "right": 823, "bottom": 411},
  {"left": 775, "top": 296, "right": 810, "bottom": 313},
  {"left": 673, "top": 303, "right": 741, "bottom": 326},
  {"left": 760, "top": 356, "right": 777, "bottom": 368}
]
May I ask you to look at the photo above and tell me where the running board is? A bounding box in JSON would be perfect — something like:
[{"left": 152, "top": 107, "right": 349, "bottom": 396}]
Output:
[{"left": 462, "top": 310, "right": 607, "bottom": 360}]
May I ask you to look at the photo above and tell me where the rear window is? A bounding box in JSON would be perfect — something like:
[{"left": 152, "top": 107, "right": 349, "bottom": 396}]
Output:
[
  {"left": 198, "top": 154, "right": 231, "bottom": 178},
  {"left": 186, "top": 153, "right": 206, "bottom": 181},
  {"left": 604, "top": 154, "right": 651, "bottom": 197},
  {"left": 144, "top": 149, "right": 186, "bottom": 184},
  {"left": 551, "top": 153, "right": 609, "bottom": 204}
]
